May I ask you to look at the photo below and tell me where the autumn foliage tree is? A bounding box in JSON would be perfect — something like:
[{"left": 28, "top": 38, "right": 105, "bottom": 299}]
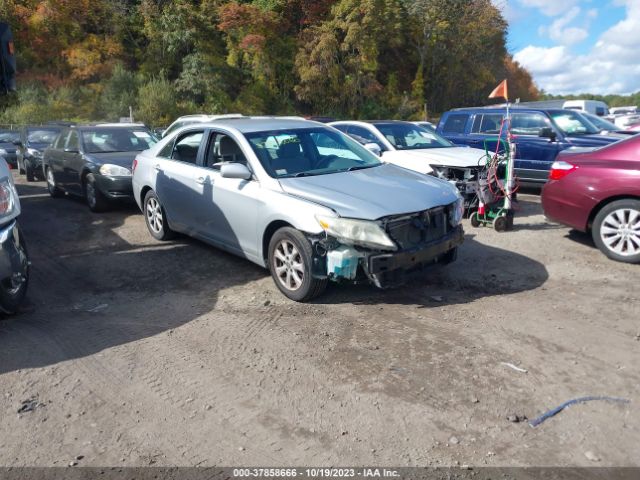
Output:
[{"left": 1, "top": 0, "right": 541, "bottom": 125}]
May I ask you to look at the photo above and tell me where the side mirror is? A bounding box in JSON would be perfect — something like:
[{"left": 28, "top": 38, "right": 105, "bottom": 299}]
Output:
[
  {"left": 364, "top": 142, "right": 382, "bottom": 157},
  {"left": 220, "top": 162, "right": 252, "bottom": 180},
  {"left": 539, "top": 127, "right": 557, "bottom": 142},
  {"left": 12, "top": 140, "right": 22, "bottom": 147}
]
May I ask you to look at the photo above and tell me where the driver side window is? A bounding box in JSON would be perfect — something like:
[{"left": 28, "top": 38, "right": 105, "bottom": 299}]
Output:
[
  {"left": 347, "top": 126, "right": 386, "bottom": 150},
  {"left": 66, "top": 131, "right": 79, "bottom": 151},
  {"left": 204, "top": 133, "right": 248, "bottom": 169}
]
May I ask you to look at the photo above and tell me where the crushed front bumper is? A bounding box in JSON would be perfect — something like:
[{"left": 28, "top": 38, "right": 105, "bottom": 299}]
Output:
[{"left": 365, "top": 225, "right": 464, "bottom": 287}]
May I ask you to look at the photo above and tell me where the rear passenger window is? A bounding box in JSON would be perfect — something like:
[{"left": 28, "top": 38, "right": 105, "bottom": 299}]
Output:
[
  {"left": 441, "top": 114, "right": 469, "bottom": 134},
  {"left": 171, "top": 131, "right": 203, "bottom": 164},
  {"left": 477, "top": 114, "right": 505, "bottom": 134},
  {"left": 511, "top": 113, "right": 548, "bottom": 136}
]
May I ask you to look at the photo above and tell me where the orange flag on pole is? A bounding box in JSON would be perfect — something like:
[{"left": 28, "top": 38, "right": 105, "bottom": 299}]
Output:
[{"left": 489, "top": 79, "right": 508, "bottom": 101}]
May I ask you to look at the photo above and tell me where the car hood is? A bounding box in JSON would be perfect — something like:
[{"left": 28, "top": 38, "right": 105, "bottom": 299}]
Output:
[
  {"left": 278, "top": 163, "right": 459, "bottom": 220},
  {"left": 395, "top": 147, "right": 486, "bottom": 168},
  {"left": 86, "top": 151, "right": 140, "bottom": 167},
  {"left": 566, "top": 134, "right": 621, "bottom": 147},
  {"left": 27, "top": 143, "right": 51, "bottom": 151}
]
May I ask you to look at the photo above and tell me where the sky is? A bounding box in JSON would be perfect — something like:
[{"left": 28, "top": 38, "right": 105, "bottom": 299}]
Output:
[{"left": 495, "top": 0, "right": 640, "bottom": 95}]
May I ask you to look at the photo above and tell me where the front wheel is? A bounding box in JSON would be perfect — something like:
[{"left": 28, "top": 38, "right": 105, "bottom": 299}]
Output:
[
  {"left": 25, "top": 160, "right": 36, "bottom": 182},
  {"left": 592, "top": 199, "right": 640, "bottom": 264},
  {"left": 268, "top": 227, "right": 327, "bottom": 302},
  {"left": 46, "top": 167, "right": 63, "bottom": 198},
  {"left": 0, "top": 225, "right": 29, "bottom": 315},
  {"left": 85, "top": 174, "right": 109, "bottom": 212}
]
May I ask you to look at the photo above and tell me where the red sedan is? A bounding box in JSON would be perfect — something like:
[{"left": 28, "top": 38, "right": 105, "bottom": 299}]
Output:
[{"left": 541, "top": 135, "right": 640, "bottom": 264}]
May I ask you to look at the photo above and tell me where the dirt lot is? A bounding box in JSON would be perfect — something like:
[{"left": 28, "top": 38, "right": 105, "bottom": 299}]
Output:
[{"left": 0, "top": 174, "right": 638, "bottom": 468}]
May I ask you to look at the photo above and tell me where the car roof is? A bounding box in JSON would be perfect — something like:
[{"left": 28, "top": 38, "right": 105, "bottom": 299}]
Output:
[
  {"left": 448, "top": 106, "right": 568, "bottom": 114},
  {"left": 192, "top": 116, "right": 318, "bottom": 134}
]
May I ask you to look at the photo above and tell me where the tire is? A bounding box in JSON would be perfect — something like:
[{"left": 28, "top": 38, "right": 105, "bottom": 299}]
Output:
[
  {"left": 592, "top": 199, "right": 640, "bottom": 264},
  {"left": 45, "top": 167, "right": 63, "bottom": 198},
  {"left": 0, "top": 225, "right": 29, "bottom": 315},
  {"left": 25, "top": 160, "right": 35, "bottom": 182},
  {"left": 84, "top": 174, "right": 109, "bottom": 212},
  {"left": 268, "top": 227, "right": 328, "bottom": 302},
  {"left": 494, "top": 215, "right": 508, "bottom": 232},
  {"left": 143, "top": 190, "right": 175, "bottom": 241},
  {"left": 470, "top": 212, "right": 481, "bottom": 228}
]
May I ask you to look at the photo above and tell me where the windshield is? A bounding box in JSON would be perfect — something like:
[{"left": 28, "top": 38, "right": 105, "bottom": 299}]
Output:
[
  {"left": 82, "top": 129, "right": 157, "bottom": 153},
  {"left": 373, "top": 123, "right": 454, "bottom": 150},
  {"left": 27, "top": 129, "right": 61, "bottom": 145},
  {"left": 244, "top": 127, "right": 382, "bottom": 178},
  {"left": 0, "top": 131, "right": 20, "bottom": 143},
  {"left": 583, "top": 113, "right": 619, "bottom": 131},
  {"left": 550, "top": 111, "right": 600, "bottom": 136}
]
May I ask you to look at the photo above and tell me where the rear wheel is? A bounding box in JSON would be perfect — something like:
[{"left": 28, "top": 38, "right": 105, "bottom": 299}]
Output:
[
  {"left": 46, "top": 167, "right": 63, "bottom": 198},
  {"left": 268, "top": 227, "right": 327, "bottom": 302},
  {"left": 143, "top": 190, "right": 175, "bottom": 241},
  {"left": 84, "top": 174, "right": 109, "bottom": 212},
  {"left": 592, "top": 199, "right": 640, "bottom": 264}
]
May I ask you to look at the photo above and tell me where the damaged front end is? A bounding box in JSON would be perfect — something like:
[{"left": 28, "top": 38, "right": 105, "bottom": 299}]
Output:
[
  {"left": 430, "top": 165, "right": 479, "bottom": 209},
  {"left": 309, "top": 201, "right": 465, "bottom": 289}
]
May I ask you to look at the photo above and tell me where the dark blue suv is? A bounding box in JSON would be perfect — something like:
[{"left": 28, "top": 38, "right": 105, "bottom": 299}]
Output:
[{"left": 436, "top": 107, "right": 622, "bottom": 184}]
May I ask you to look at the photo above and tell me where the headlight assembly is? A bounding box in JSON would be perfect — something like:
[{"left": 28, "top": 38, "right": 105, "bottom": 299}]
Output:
[
  {"left": 449, "top": 197, "right": 464, "bottom": 226},
  {"left": 99, "top": 164, "right": 132, "bottom": 177},
  {"left": 0, "top": 177, "right": 19, "bottom": 220},
  {"left": 316, "top": 214, "right": 397, "bottom": 251},
  {"left": 26, "top": 148, "right": 43, "bottom": 158}
]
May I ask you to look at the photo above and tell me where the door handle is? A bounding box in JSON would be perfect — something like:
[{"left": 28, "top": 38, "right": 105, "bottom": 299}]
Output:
[
  {"left": 195, "top": 176, "right": 207, "bottom": 185},
  {"left": 154, "top": 164, "right": 162, "bottom": 171}
]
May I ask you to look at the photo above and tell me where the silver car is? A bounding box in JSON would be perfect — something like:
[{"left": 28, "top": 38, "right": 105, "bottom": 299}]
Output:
[{"left": 132, "top": 117, "right": 464, "bottom": 301}]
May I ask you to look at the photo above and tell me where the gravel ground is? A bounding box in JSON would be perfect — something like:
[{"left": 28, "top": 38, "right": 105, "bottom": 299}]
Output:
[{"left": 0, "top": 175, "right": 638, "bottom": 468}]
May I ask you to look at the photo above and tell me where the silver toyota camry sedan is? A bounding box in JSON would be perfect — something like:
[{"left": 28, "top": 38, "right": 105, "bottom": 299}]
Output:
[{"left": 132, "top": 117, "right": 464, "bottom": 301}]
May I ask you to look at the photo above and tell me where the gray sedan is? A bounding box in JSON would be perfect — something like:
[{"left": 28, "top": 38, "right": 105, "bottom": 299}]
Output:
[{"left": 132, "top": 117, "right": 464, "bottom": 301}]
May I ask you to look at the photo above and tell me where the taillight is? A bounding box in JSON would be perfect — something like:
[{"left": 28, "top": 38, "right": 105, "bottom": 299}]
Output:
[
  {"left": 549, "top": 160, "right": 578, "bottom": 181},
  {"left": 132, "top": 158, "right": 138, "bottom": 174}
]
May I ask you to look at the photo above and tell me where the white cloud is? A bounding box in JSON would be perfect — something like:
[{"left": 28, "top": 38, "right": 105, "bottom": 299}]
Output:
[
  {"left": 548, "top": 7, "right": 589, "bottom": 45},
  {"left": 514, "top": 0, "right": 640, "bottom": 94}
]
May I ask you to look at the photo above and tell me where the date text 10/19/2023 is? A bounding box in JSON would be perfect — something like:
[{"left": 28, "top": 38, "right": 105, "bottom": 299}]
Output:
[{"left": 233, "top": 468, "right": 400, "bottom": 478}]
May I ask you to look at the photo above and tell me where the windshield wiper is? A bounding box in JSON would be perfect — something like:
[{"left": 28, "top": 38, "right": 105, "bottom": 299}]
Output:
[{"left": 347, "top": 164, "right": 378, "bottom": 171}]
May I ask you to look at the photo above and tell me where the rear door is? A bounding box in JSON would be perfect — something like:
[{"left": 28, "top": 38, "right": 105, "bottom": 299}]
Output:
[
  {"left": 438, "top": 113, "right": 472, "bottom": 146},
  {"left": 154, "top": 129, "right": 206, "bottom": 234}
]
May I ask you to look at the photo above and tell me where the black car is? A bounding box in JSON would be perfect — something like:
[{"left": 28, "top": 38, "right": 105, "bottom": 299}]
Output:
[
  {"left": 15, "top": 126, "right": 64, "bottom": 181},
  {"left": 0, "top": 129, "right": 20, "bottom": 169},
  {"left": 43, "top": 125, "right": 157, "bottom": 211}
]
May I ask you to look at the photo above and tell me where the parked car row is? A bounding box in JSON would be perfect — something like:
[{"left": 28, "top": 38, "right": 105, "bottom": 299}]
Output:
[{"left": 3, "top": 109, "right": 638, "bottom": 308}]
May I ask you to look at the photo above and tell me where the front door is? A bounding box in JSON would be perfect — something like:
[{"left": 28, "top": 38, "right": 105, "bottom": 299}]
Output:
[
  {"left": 61, "top": 130, "right": 83, "bottom": 194},
  {"left": 196, "top": 131, "right": 261, "bottom": 259}
]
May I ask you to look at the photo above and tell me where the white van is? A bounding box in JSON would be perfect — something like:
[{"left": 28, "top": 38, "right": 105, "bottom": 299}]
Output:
[{"left": 563, "top": 100, "right": 609, "bottom": 117}]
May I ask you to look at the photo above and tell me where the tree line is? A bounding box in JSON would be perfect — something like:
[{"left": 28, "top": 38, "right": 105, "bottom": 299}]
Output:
[{"left": 0, "top": 0, "right": 540, "bottom": 126}]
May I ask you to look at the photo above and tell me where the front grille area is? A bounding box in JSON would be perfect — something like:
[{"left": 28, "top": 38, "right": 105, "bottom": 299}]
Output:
[{"left": 383, "top": 205, "right": 452, "bottom": 250}]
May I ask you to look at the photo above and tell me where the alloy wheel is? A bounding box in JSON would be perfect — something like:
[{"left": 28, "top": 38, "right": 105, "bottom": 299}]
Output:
[
  {"left": 599, "top": 208, "right": 640, "bottom": 257},
  {"left": 273, "top": 240, "right": 304, "bottom": 291},
  {"left": 146, "top": 197, "right": 164, "bottom": 234}
]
